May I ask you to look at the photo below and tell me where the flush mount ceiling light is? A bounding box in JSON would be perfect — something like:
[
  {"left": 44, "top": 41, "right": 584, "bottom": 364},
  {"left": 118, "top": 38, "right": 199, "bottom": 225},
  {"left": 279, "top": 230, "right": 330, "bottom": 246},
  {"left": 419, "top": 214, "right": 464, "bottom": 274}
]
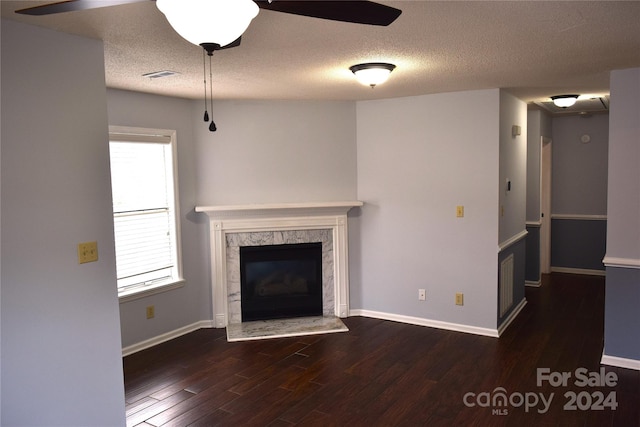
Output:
[
  {"left": 350, "top": 63, "right": 396, "bottom": 88},
  {"left": 156, "top": 0, "right": 259, "bottom": 48},
  {"left": 551, "top": 94, "right": 580, "bottom": 108}
]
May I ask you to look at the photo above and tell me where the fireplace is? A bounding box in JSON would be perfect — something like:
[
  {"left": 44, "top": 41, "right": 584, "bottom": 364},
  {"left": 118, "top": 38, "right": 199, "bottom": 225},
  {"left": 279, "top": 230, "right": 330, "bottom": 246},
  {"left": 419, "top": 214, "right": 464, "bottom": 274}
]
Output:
[
  {"left": 195, "top": 201, "right": 363, "bottom": 328},
  {"left": 240, "top": 242, "right": 323, "bottom": 321},
  {"left": 227, "top": 229, "right": 332, "bottom": 324}
]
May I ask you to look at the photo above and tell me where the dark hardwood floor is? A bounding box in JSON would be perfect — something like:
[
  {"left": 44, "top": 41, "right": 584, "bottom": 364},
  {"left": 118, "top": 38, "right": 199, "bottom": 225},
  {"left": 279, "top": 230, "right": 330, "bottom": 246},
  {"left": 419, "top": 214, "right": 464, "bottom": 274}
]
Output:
[{"left": 123, "top": 273, "right": 640, "bottom": 426}]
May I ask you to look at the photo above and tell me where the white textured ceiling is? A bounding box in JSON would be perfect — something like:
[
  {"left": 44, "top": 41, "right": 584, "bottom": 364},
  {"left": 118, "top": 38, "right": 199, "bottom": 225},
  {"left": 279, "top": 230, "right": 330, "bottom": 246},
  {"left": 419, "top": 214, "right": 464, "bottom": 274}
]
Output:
[{"left": 2, "top": 1, "right": 640, "bottom": 107}]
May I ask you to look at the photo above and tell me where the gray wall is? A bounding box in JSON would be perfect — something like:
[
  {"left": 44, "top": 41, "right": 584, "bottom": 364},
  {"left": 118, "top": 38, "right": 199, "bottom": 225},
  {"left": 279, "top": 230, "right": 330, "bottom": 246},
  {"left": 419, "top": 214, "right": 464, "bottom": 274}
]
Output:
[
  {"left": 604, "top": 67, "right": 640, "bottom": 363},
  {"left": 497, "top": 90, "right": 528, "bottom": 324},
  {"left": 551, "top": 219, "right": 607, "bottom": 270},
  {"left": 606, "top": 68, "right": 640, "bottom": 261},
  {"left": 1, "top": 20, "right": 126, "bottom": 425},
  {"left": 525, "top": 226, "right": 540, "bottom": 282},
  {"left": 550, "top": 113, "right": 609, "bottom": 272},
  {"left": 498, "top": 91, "right": 527, "bottom": 245},
  {"left": 354, "top": 89, "right": 501, "bottom": 330},
  {"left": 552, "top": 114, "right": 609, "bottom": 215},
  {"left": 604, "top": 268, "right": 640, "bottom": 360},
  {"left": 107, "top": 89, "right": 211, "bottom": 347},
  {"left": 194, "top": 100, "right": 357, "bottom": 205}
]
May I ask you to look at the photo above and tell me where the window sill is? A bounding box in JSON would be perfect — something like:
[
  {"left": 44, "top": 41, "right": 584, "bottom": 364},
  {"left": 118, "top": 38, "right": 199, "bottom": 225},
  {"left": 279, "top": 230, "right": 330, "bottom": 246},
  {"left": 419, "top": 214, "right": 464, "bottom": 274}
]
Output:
[{"left": 118, "top": 279, "right": 185, "bottom": 303}]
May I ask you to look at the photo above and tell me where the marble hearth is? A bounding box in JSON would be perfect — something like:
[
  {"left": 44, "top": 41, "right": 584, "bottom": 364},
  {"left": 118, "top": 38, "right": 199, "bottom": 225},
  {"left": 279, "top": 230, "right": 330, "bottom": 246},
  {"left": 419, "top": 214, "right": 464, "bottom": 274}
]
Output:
[{"left": 195, "top": 202, "right": 363, "bottom": 330}]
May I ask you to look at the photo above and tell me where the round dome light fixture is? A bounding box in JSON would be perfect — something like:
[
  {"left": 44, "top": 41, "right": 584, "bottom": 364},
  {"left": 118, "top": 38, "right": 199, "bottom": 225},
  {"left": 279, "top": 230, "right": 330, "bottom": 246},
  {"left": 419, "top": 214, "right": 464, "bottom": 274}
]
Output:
[
  {"left": 157, "top": 0, "right": 259, "bottom": 48},
  {"left": 350, "top": 63, "right": 396, "bottom": 88},
  {"left": 551, "top": 94, "right": 579, "bottom": 108}
]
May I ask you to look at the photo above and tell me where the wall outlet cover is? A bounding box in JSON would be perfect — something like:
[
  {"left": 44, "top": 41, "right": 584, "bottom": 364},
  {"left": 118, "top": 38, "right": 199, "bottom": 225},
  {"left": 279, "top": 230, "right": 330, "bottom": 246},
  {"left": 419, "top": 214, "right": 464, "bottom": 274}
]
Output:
[{"left": 78, "top": 241, "right": 98, "bottom": 264}]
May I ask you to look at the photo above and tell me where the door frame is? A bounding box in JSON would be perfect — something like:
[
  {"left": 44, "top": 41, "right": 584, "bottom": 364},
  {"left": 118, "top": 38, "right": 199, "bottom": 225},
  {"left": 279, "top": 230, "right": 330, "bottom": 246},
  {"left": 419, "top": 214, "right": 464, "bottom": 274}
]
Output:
[{"left": 540, "top": 136, "right": 552, "bottom": 274}]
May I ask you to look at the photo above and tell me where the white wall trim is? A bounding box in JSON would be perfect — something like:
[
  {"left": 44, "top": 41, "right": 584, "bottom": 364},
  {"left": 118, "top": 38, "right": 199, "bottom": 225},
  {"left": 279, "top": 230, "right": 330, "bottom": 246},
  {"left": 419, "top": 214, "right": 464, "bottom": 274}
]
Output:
[
  {"left": 110, "top": 125, "right": 184, "bottom": 302},
  {"left": 526, "top": 221, "right": 542, "bottom": 228},
  {"left": 525, "top": 280, "right": 542, "bottom": 287},
  {"left": 195, "top": 201, "right": 363, "bottom": 219},
  {"left": 497, "top": 298, "right": 527, "bottom": 336},
  {"left": 601, "top": 353, "right": 640, "bottom": 371},
  {"left": 498, "top": 229, "right": 528, "bottom": 253},
  {"left": 551, "top": 266, "right": 606, "bottom": 276},
  {"left": 602, "top": 256, "right": 640, "bottom": 269},
  {"left": 122, "top": 320, "right": 214, "bottom": 357},
  {"left": 118, "top": 279, "right": 185, "bottom": 303},
  {"left": 350, "top": 309, "right": 499, "bottom": 338},
  {"left": 551, "top": 214, "right": 607, "bottom": 220}
]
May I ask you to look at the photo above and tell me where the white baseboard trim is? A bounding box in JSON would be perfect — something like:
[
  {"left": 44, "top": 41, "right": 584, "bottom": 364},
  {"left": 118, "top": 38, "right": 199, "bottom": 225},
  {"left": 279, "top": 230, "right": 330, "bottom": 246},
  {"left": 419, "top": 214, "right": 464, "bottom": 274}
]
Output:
[
  {"left": 551, "top": 267, "right": 606, "bottom": 276},
  {"left": 349, "top": 309, "right": 499, "bottom": 338},
  {"left": 497, "top": 298, "right": 527, "bottom": 336},
  {"left": 122, "top": 304, "right": 533, "bottom": 355},
  {"left": 214, "top": 314, "right": 226, "bottom": 329},
  {"left": 122, "top": 320, "right": 215, "bottom": 357},
  {"left": 525, "top": 280, "right": 541, "bottom": 287},
  {"left": 601, "top": 353, "right": 640, "bottom": 371}
]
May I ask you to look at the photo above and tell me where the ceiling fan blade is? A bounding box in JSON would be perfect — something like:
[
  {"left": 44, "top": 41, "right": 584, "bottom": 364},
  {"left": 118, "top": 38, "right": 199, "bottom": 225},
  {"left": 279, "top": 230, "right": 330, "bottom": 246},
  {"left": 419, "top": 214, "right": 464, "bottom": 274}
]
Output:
[
  {"left": 15, "top": 0, "right": 148, "bottom": 16},
  {"left": 221, "top": 37, "right": 242, "bottom": 49},
  {"left": 255, "top": 0, "right": 401, "bottom": 26}
]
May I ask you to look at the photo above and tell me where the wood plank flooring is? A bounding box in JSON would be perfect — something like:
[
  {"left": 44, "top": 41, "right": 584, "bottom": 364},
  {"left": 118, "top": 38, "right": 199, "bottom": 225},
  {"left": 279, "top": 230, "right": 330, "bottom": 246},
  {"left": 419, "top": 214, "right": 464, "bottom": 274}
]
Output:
[{"left": 123, "top": 273, "right": 640, "bottom": 426}]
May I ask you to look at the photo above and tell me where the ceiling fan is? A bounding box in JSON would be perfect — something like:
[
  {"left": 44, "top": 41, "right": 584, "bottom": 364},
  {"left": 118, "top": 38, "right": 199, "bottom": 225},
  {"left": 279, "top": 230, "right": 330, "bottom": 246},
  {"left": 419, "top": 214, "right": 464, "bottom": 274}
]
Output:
[
  {"left": 16, "top": 1, "right": 402, "bottom": 132},
  {"left": 16, "top": 0, "right": 401, "bottom": 55},
  {"left": 15, "top": 0, "right": 402, "bottom": 27}
]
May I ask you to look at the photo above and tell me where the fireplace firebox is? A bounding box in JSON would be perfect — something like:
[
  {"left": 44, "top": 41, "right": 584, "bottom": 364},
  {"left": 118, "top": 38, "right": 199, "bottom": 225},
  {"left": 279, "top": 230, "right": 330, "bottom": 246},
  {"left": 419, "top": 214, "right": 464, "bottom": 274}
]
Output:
[{"left": 240, "top": 242, "right": 323, "bottom": 322}]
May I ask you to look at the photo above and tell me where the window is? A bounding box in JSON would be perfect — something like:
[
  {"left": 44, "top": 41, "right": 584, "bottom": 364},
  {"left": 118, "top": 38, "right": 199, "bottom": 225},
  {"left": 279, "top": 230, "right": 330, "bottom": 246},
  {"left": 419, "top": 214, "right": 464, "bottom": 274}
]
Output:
[{"left": 109, "top": 126, "right": 183, "bottom": 300}]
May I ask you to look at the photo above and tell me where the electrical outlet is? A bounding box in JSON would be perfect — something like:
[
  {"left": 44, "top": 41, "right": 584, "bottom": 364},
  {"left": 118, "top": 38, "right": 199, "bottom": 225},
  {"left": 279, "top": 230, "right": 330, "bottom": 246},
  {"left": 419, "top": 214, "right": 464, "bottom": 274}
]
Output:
[
  {"left": 455, "top": 293, "right": 464, "bottom": 306},
  {"left": 418, "top": 289, "right": 426, "bottom": 301},
  {"left": 146, "top": 305, "right": 155, "bottom": 319},
  {"left": 77, "top": 241, "right": 98, "bottom": 264},
  {"left": 456, "top": 205, "right": 464, "bottom": 218}
]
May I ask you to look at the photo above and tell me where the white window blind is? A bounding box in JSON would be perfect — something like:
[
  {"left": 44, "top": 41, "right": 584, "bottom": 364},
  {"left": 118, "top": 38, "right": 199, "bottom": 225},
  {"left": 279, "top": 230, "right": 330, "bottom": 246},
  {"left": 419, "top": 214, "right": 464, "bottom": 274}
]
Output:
[{"left": 109, "top": 133, "right": 180, "bottom": 293}]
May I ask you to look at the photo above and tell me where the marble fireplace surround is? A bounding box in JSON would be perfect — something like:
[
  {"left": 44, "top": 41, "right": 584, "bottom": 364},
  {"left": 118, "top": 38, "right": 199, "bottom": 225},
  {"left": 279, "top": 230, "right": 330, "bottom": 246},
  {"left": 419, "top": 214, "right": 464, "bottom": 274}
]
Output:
[{"left": 195, "top": 202, "right": 363, "bottom": 328}]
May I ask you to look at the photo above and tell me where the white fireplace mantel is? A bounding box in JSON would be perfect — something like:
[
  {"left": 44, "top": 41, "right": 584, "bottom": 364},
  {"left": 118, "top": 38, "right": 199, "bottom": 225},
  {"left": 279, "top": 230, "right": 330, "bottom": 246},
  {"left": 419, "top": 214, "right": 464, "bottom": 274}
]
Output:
[{"left": 195, "top": 201, "right": 363, "bottom": 328}]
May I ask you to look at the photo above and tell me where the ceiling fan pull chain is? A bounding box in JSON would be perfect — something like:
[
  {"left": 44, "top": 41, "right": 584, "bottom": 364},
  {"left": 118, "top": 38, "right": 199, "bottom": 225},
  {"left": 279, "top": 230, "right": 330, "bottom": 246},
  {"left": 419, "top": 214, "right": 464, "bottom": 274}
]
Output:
[
  {"left": 208, "top": 53, "right": 217, "bottom": 132},
  {"left": 203, "top": 49, "right": 209, "bottom": 122}
]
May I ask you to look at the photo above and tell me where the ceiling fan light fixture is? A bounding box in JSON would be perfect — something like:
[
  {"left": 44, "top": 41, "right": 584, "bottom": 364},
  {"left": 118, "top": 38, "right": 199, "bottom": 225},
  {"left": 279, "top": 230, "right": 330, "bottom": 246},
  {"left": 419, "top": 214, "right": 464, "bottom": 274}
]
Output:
[
  {"left": 156, "top": 0, "right": 259, "bottom": 47},
  {"left": 551, "top": 94, "right": 579, "bottom": 108},
  {"left": 350, "top": 63, "right": 396, "bottom": 87}
]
